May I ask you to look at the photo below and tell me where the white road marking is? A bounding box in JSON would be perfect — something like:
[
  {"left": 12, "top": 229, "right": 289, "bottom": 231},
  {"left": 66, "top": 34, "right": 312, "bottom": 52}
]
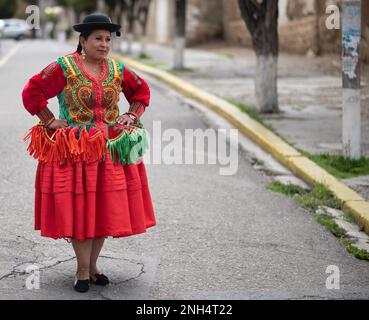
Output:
[{"left": 0, "top": 42, "right": 22, "bottom": 68}]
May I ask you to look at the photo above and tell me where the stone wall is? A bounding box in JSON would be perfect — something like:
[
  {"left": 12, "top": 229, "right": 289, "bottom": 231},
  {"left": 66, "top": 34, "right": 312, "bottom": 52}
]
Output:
[
  {"left": 286, "top": 0, "right": 316, "bottom": 19},
  {"left": 222, "top": 0, "right": 322, "bottom": 54},
  {"left": 146, "top": 0, "right": 224, "bottom": 45},
  {"left": 222, "top": 0, "right": 252, "bottom": 47},
  {"left": 279, "top": 16, "right": 319, "bottom": 54},
  {"left": 145, "top": 0, "right": 368, "bottom": 62},
  {"left": 186, "top": 0, "right": 223, "bottom": 45},
  {"left": 221, "top": 0, "right": 368, "bottom": 63}
]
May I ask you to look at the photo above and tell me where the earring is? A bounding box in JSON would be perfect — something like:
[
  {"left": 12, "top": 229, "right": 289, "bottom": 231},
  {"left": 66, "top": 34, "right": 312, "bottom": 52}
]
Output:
[{"left": 82, "top": 47, "right": 86, "bottom": 59}]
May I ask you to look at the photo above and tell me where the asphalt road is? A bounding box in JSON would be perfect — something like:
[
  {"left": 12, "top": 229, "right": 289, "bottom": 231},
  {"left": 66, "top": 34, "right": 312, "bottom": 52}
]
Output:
[{"left": 1, "top": 39, "right": 369, "bottom": 300}]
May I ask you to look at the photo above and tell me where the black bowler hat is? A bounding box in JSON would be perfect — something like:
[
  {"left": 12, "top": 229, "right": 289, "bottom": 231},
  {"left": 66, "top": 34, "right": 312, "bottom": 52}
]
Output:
[{"left": 73, "top": 13, "right": 121, "bottom": 37}]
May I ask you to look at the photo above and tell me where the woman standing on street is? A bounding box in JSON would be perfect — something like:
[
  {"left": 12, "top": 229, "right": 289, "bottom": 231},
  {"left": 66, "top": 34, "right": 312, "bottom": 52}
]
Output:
[{"left": 21, "top": 13, "right": 156, "bottom": 293}]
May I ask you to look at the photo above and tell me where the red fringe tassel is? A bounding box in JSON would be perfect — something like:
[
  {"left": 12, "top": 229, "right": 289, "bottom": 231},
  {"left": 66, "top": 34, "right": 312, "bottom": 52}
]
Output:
[{"left": 23, "top": 125, "right": 106, "bottom": 165}]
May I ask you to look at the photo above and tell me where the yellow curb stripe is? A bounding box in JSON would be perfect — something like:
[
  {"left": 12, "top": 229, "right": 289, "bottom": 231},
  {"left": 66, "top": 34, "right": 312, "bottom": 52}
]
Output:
[
  {"left": 113, "top": 53, "right": 369, "bottom": 234},
  {"left": 342, "top": 201, "right": 369, "bottom": 233},
  {"left": 284, "top": 156, "right": 365, "bottom": 202}
]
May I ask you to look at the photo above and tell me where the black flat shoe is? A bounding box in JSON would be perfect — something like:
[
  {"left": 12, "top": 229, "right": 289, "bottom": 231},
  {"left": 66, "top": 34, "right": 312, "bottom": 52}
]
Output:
[
  {"left": 74, "top": 278, "right": 90, "bottom": 293},
  {"left": 90, "top": 273, "right": 109, "bottom": 286}
]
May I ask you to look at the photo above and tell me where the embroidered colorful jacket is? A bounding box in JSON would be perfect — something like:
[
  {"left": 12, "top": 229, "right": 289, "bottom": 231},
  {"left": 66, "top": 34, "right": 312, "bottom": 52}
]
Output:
[{"left": 22, "top": 52, "right": 150, "bottom": 165}]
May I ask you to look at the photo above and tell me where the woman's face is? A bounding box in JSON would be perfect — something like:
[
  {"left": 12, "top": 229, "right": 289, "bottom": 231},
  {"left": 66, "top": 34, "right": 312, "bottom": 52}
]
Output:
[{"left": 81, "top": 29, "right": 111, "bottom": 60}]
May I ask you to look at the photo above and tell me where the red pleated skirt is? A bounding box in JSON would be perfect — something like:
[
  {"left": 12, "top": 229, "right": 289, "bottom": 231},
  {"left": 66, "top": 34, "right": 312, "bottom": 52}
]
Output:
[{"left": 34, "top": 151, "right": 156, "bottom": 240}]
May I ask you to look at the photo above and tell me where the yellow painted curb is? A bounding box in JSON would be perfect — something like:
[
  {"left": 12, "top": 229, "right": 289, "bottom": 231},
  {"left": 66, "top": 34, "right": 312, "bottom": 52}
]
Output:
[
  {"left": 284, "top": 156, "right": 364, "bottom": 202},
  {"left": 113, "top": 53, "right": 369, "bottom": 233},
  {"left": 342, "top": 201, "right": 369, "bottom": 234}
]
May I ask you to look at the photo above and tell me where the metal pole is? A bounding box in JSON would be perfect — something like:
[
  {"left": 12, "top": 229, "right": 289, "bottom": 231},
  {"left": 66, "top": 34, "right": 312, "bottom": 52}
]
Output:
[{"left": 342, "top": 0, "right": 361, "bottom": 159}]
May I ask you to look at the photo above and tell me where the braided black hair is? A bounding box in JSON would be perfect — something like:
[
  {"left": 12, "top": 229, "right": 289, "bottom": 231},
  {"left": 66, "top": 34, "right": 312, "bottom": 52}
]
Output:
[
  {"left": 76, "top": 30, "right": 93, "bottom": 54},
  {"left": 77, "top": 43, "right": 83, "bottom": 54}
]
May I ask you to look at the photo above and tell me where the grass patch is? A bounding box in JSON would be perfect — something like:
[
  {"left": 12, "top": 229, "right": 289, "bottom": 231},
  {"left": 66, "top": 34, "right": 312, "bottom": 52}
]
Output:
[
  {"left": 341, "top": 238, "right": 356, "bottom": 246},
  {"left": 146, "top": 62, "right": 167, "bottom": 68},
  {"left": 266, "top": 182, "right": 306, "bottom": 197},
  {"left": 221, "top": 53, "right": 235, "bottom": 59},
  {"left": 228, "top": 100, "right": 275, "bottom": 132},
  {"left": 138, "top": 53, "right": 152, "bottom": 60},
  {"left": 134, "top": 55, "right": 169, "bottom": 69},
  {"left": 341, "top": 238, "right": 369, "bottom": 260},
  {"left": 267, "top": 181, "right": 369, "bottom": 261},
  {"left": 343, "top": 211, "right": 356, "bottom": 223},
  {"left": 300, "top": 152, "right": 369, "bottom": 179},
  {"left": 295, "top": 184, "right": 341, "bottom": 212},
  {"left": 346, "top": 243, "right": 369, "bottom": 260},
  {"left": 227, "top": 100, "right": 296, "bottom": 147},
  {"left": 169, "top": 67, "right": 195, "bottom": 75},
  {"left": 316, "top": 216, "right": 369, "bottom": 261},
  {"left": 134, "top": 58, "right": 167, "bottom": 69},
  {"left": 267, "top": 182, "right": 341, "bottom": 213},
  {"left": 316, "top": 214, "right": 346, "bottom": 237}
]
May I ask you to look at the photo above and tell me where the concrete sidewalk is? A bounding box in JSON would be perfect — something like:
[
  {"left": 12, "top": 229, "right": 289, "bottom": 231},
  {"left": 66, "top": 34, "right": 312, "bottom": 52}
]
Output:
[{"left": 119, "top": 41, "right": 369, "bottom": 201}]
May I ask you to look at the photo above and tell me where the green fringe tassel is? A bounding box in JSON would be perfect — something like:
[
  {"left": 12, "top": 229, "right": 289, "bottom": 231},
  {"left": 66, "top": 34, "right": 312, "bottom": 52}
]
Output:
[{"left": 107, "top": 126, "right": 149, "bottom": 165}]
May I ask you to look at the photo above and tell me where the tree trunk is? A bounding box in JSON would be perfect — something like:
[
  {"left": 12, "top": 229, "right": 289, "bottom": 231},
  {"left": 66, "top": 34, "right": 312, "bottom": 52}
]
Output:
[
  {"left": 174, "top": 37, "right": 185, "bottom": 69},
  {"left": 126, "top": 0, "right": 137, "bottom": 55},
  {"left": 112, "top": 1, "right": 121, "bottom": 52},
  {"left": 118, "top": 8, "right": 126, "bottom": 53},
  {"left": 140, "top": 34, "right": 147, "bottom": 56},
  {"left": 138, "top": 0, "right": 151, "bottom": 56},
  {"left": 174, "top": 0, "right": 186, "bottom": 69},
  {"left": 238, "top": 0, "right": 279, "bottom": 113},
  {"left": 256, "top": 54, "right": 278, "bottom": 113},
  {"left": 140, "top": 17, "right": 148, "bottom": 56},
  {"left": 127, "top": 32, "right": 133, "bottom": 54},
  {"left": 126, "top": 14, "right": 134, "bottom": 54}
]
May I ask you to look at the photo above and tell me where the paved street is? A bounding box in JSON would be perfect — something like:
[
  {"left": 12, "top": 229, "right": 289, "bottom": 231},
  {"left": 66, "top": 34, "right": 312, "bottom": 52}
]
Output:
[{"left": 1, "top": 39, "right": 369, "bottom": 300}]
